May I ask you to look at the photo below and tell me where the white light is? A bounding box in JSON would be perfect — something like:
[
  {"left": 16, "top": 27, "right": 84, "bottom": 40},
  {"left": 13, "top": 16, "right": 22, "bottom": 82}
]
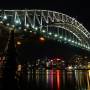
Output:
[
  {"left": 64, "top": 37, "right": 67, "bottom": 41},
  {"left": 42, "top": 30, "right": 46, "bottom": 33},
  {"left": 35, "top": 27, "right": 38, "bottom": 30},
  {"left": 88, "top": 47, "right": 90, "bottom": 49},
  {"left": 18, "top": 27, "right": 21, "bottom": 30},
  {"left": 68, "top": 66, "right": 73, "bottom": 70},
  {"left": 3, "top": 15, "right": 7, "bottom": 20},
  {"left": 48, "top": 32, "right": 52, "bottom": 35},
  {"left": 32, "top": 25, "right": 34, "bottom": 28},
  {"left": 59, "top": 36, "right": 63, "bottom": 39},
  {"left": 83, "top": 45, "right": 85, "bottom": 47},
  {"left": 17, "top": 64, "right": 22, "bottom": 71},
  {"left": 51, "top": 60, "right": 53, "bottom": 62},
  {"left": 75, "top": 42, "right": 77, "bottom": 44},
  {"left": 26, "top": 24, "right": 29, "bottom": 28},
  {"left": 54, "top": 34, "right": 58, "bottom": 37},
  {"left": 72, "top": 40, "right": 74, "bottom": 43},
  {"left": 74, "top": 66, "right": 77, "bottom": 69},
  {"left": 80, "top": 44, "right": 82, "bottom": 46},
  {"left": 0, "top": 21, "right": 3, "bottom": 24},
  {"left": 85, "top": 45, "right": 87, "bottom": 48},
  {"left": 30, "top": 30, "right": 32, "bottom": 33},
  {"left": 68, "top": 39, "right": 71, "bottom": 42},
  {"left": 15, "top": 18, "right": 21, "bottom": 25},
  {"left": 17, "top": 41, "right": 21, "bottom": 45},
  {"left": 15, "top": 20, "right": 19, "bottom": 24},
  {"left": 24, "top": 28, "right": 27, "bottom": 31},
  {"left": 78, "top": 43, "right": 80, "bottom": 45},
  {"left": 6, "top": 23, "right": 9, "bottom": 26}
]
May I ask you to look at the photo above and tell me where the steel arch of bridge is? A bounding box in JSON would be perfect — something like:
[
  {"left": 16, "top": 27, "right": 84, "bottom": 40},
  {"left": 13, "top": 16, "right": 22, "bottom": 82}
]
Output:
[{"left": 0, "top": 9, "right": 90, "bottom": 51}]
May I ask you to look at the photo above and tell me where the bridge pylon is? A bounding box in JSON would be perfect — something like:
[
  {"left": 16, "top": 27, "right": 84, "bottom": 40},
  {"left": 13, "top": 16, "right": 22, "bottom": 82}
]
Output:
[{"left": 3, "top": 29, "right": 17, "bottom": 79}]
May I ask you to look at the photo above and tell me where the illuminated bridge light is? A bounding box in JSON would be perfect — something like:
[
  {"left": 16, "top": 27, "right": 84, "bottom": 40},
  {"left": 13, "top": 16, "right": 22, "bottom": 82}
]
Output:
[
  {"left": 59, "top": 36, "right": 63, "bottom": 39},
  {"left": 48, "top": 32, "right": 52, "bottom": 35},
  {"left": 42, "top": 30, "right": 46, "bottom": 33},
  {"left": 74, "top": 42, "right": 77, "bottom": 44},
  {"left": 78, "top": 43, "right": 80, "bottom": 45},
  {"left": 79, "top": 43, "right": 82, "bottom": 45},
  {"left": 35, "top": 27, "right": 38, "bottom": 31},
  {"left": 83, "top": 45, "right": 86, "bottom": 47},
  {"left": 85, "top": 45, "right": 87, "bottom": 48},
  {"left": 6, "top": 23, "right": 10, "bottom": 26},
  {"left": 74, "top": 41, "right": 76, "bottom": 44},
  {"left": 15, "top": 19, "right": 21, "bottom": 24},
  {"left": 3, "top": 15, "right": 7, "bottom": 20},
  {"left": 87, "top": 47, "right": 89, "bottom": 49},
  {"left": 29, "top": 30, "right": 32, "bottom": 33},
  {"left": 88, "top": 47, "right": 90, "bottom": 49},
  {"left": 85, "top": 46, "right": 87, "bottom": 48},
  {"left": 32, "top": 25, "right": 34, "bottom": 29},
  {"left": 18, "top": 27, "right": 22, "bottom": 30},
  {"left": 12, "top": 25, "right": 15, "bottom": 28},
  {"left": 54, "top": 34, "right": 58, "bottom": 37},
  {"left": 39, "top": 37, "right": 45, "bottom": 41},
  {"left": 72, "top": 40, "right": 74, "bottom": 43},
  {"left": 79, "top": 43, "right": 81, "bottom": 46},
  {"left": 17, "top": 41, "right": 21, "bottom": 45},
  {"left": 24, "top": 28, "right": 27, "bottom": 31},
  {"left": 88, "top": 46, "right": 89, "bottom": 49},
  {"left": 64, "top": 37, "right": 67, "bottom": 41},
  {"left": 0, "top": 21, "right": 3, "bottom": 24},
  {"left": 26, "top": 24, "right": 29, "bottom": 28},
  {"left": 68, "top": 39, "right": 71, "bottom": 42}
]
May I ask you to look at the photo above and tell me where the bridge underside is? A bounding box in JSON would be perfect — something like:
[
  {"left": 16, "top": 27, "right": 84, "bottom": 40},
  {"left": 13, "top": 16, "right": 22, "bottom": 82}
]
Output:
[
  {"left": 0, "top": 25, "right": 90, "bottom": 65},
  {"left": 15, "top": 32, "right": 90, "bottom": 64}
]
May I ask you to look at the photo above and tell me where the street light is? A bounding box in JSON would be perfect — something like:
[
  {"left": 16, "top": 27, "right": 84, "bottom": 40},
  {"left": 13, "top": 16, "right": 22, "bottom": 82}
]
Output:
[
  {"left": 39, "top": 37, "right": 45, "bottom": 41},
  {"left": 16, "top": 41, "right": 21, "bottom": 45}
]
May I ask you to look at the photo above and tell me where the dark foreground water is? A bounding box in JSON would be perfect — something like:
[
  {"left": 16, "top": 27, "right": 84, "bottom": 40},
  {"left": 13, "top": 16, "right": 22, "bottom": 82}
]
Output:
[{"left": 0, "top": 69, "right": 90, "bottom": 90}]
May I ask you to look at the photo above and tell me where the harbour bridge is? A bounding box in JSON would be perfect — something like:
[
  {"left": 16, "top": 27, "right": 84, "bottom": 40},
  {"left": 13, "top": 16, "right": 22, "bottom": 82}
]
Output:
[{"left": 0, "top": 9, "right": 90, "bottom": 52}]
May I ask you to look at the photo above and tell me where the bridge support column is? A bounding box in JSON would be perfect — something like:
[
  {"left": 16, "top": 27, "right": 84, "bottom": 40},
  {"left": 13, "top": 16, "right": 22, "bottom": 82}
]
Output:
[{"left": 4, "top": 29, "right": 17, "bottom": 79}]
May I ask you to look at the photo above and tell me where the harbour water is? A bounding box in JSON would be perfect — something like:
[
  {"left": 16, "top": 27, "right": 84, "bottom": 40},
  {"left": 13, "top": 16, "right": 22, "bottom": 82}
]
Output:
[{"left": 0, "top": 68, "right": 90, "bottom": 90}]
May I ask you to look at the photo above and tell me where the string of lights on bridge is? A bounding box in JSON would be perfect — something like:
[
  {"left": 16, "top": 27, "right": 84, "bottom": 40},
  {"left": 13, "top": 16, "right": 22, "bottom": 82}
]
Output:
[{"left": 0, "top": 10, "right": 90, "bottom": 51}]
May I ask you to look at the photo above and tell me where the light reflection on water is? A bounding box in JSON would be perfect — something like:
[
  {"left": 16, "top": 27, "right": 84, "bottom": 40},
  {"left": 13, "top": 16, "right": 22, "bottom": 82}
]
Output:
[
  {"left": 0, "top": 69, "right": 90, "bottom": 90},
  {"left": 87, "top": 70, "right": 90, "bottom": 90}
]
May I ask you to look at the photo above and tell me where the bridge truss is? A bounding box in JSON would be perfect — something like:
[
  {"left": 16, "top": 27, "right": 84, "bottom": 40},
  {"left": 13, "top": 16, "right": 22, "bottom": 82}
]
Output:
[{"left": 0, "top": 9, "right": 90, "bottom": 51}]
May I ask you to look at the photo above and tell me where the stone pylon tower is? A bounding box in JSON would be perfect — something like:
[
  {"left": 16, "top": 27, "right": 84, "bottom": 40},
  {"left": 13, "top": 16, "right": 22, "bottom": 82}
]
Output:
[{"left": 4, "top": 30, "right": 17, "bottom": 79}]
